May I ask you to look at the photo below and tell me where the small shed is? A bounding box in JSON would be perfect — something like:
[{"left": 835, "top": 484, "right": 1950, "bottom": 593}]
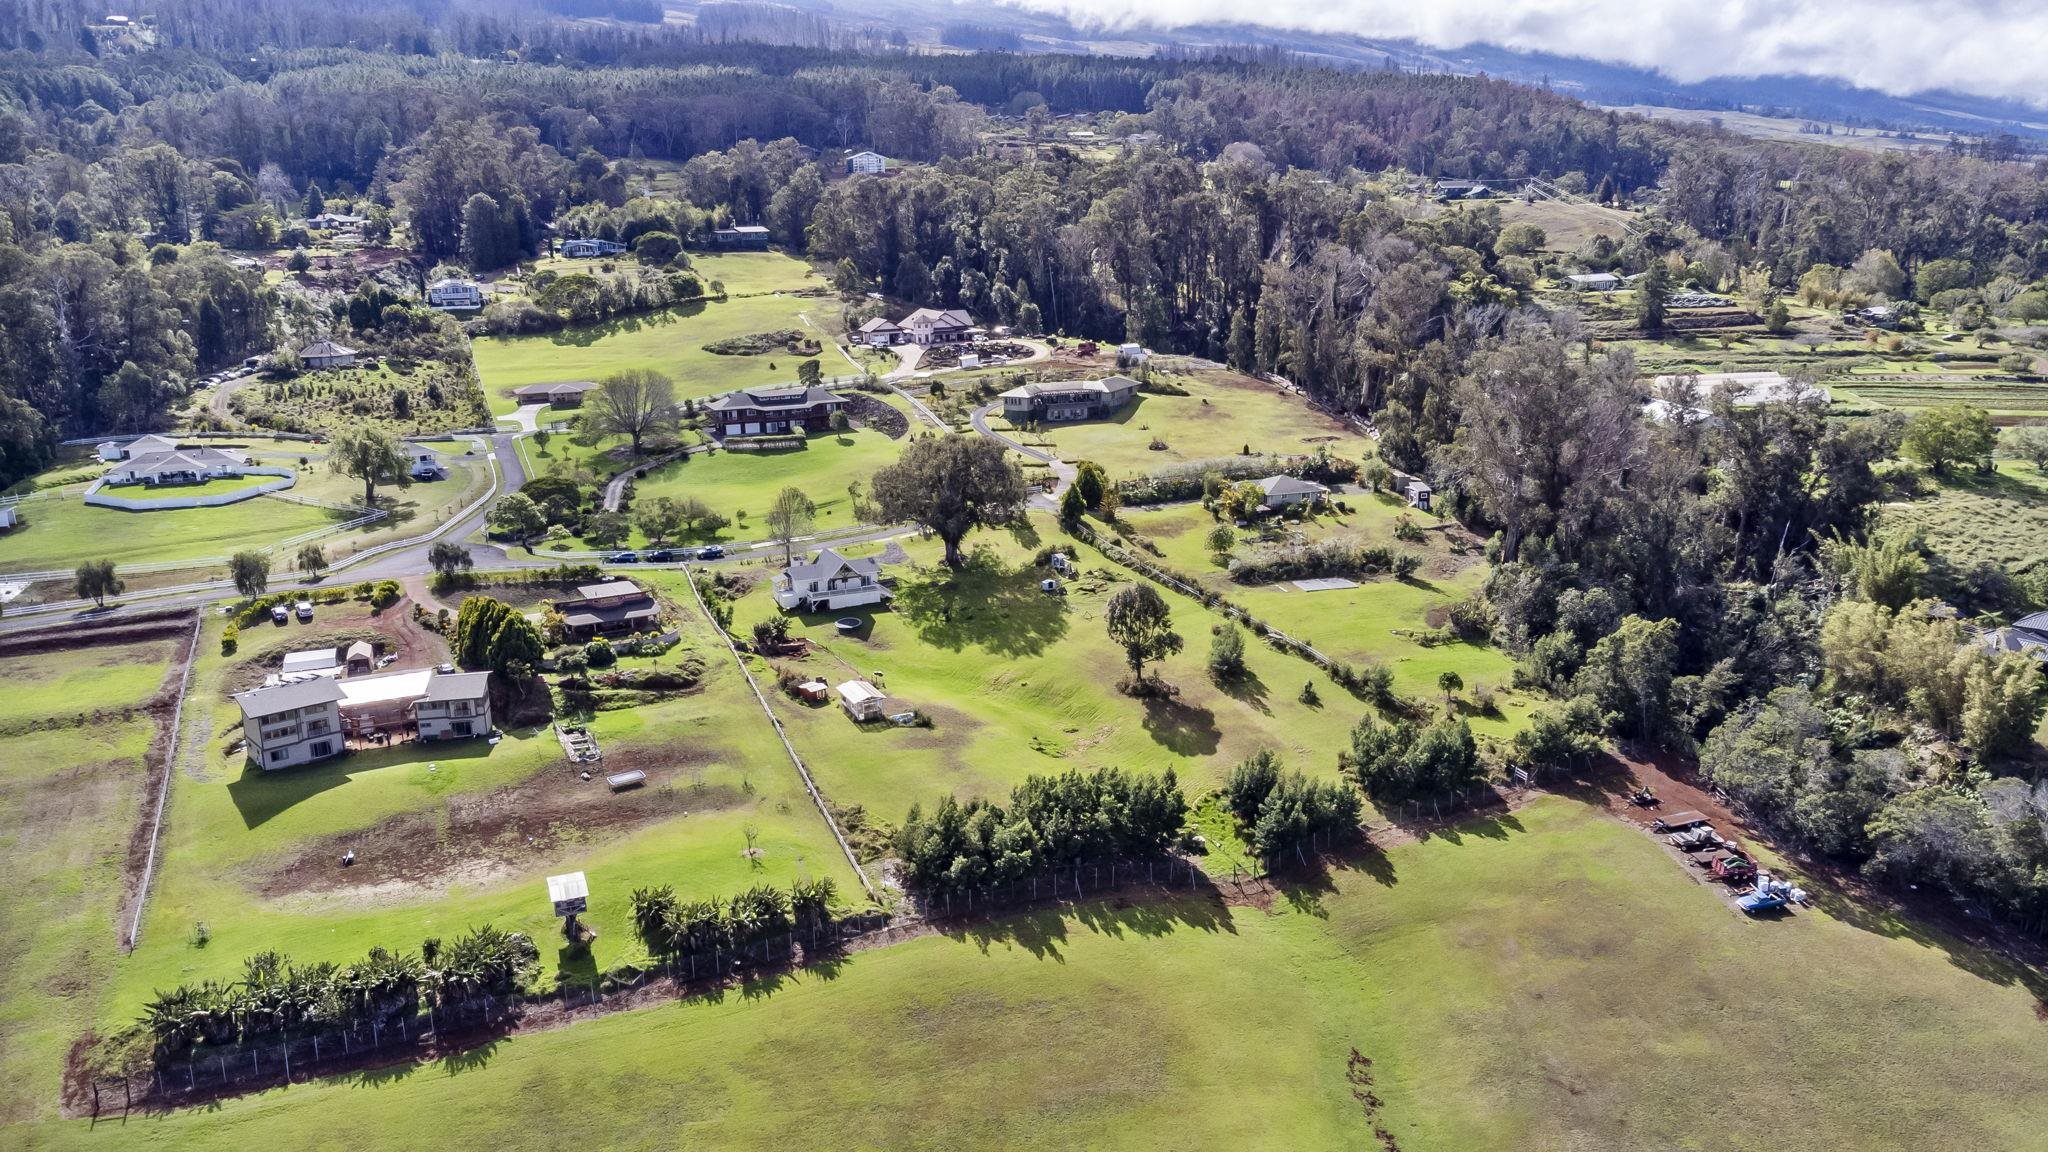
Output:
[
  {"left": 546, "top": 871, "right": 589, "bottom": 917},
  {"left": 281, "top": 648, "right": 339, "bottom": 676},
  {"left": 837, "top": 679, "right": 888, "bottom": 722},
  {"left": 795, "top": 680, "right": 830, "bottom": 704},
  {"left": 344, "top": 641, "right": 376, "bottom": 675},
  {"left": 1404, "top": 479, "right": 1433, "bottom": 511}
]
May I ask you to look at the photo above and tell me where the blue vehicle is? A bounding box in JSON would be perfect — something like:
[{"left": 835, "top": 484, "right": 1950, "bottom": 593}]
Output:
[
  {"left": 645, "top": 549, "right": 676, "bottom": 563},
  {"left": 1737, "top": 890, "right": 1787, "bottom": 915},
  {"left": 697, "top": 545, "right": 726, "bottom": 560},
  {"left": 606, "top": 551, "right": 639, "bottom": 563}
]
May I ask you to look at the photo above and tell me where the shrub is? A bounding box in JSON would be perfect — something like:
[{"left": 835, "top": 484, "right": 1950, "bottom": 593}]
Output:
[
  {"left": 220, "top": 623, "right": 239, "bottom": 657},
  {"left": 1208, "top": 621, "right": 1248, "bottom": 682},
  {"left": 1223, "top": 749, "right": 1282, "bottom": 823},
  {"left": 583, "top": 639, "right": 616, "bottom": 668}
]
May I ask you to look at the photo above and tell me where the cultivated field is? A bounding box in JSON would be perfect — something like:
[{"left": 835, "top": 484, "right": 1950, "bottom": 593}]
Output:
[
  {"left": 1880, "top": 461, "right": 2048, "bottom": 576},
  {"left": 474, "top": 253, "right": 838, "bottom": 413},
  {"left": 22, "top": 797, "right": 2048, "bottom": 1149}
]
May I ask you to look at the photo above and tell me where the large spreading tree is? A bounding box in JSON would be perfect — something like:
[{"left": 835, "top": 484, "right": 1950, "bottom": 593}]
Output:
[
  {"left": 331, "top": 425, "right": 407, "bottom": 507},
  {"left": 869, "top": 434, "right": 1026, "bottom": 568},
  {"left": 588, "top": 369, "right": 678, "bottom": 456}
]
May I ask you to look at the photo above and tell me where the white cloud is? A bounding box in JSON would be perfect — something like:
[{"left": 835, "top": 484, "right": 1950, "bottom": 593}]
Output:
[{"left": 991, "top": 0, "right": 2048, "bottom": 105}]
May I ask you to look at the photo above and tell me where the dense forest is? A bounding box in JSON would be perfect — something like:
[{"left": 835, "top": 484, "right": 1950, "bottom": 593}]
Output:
[{"left": 1, "top": 0, "right": 2045, "bottom": 924}]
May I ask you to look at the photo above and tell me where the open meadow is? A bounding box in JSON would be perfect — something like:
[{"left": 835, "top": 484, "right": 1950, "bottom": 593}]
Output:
[
  {"left": 0, "top": 632, "right": 180, "bottom": 1127},
  {"left": 20, "top": 796, "right": 2048, "bottom": 1150},
  {"left": 96, "top": 588, "right": 858, "bottom": 1042},
  {"left": 991, "top": 363, "right": 1376, "bottom": 482},
  {"left": 474, "top": 253, "right": 839, "bottom": 414},
  {"left": 1879, "top": 460, "right": 2048, "bottom": 576}
]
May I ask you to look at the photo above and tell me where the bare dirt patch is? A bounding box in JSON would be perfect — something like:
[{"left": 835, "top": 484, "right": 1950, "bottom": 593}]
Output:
[
  {"left": 221, "top": 600, "right": 447, "bottom": 697},
  {"left": 251, "top": 749, "right": 740, "bottom": 901}
]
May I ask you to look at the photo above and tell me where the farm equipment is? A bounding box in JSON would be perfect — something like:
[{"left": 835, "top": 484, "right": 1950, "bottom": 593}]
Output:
[
  {"left": 1652, "top": 810, "right": 1710, "bottom": 834},
  {"left": 1707, "top": 852, "right": 1758, "bottom": 884},
  {"left": 1627, "top": 786, "right": 1658, "bottom": 807}
]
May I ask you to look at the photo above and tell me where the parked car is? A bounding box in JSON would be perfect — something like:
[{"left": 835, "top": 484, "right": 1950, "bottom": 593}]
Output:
[
  {"left": 606, "top": 551, "right": 639, "bottom": 563},
  {"left": 269, "top": 605, "right": 289, "bottom": 625},
  {"left": 294, "top": 599, "right": 314, "bottom": 622},
  {"left": 645, "top": 549, "right": 676, "bottom": 563},
  {"left": 698, "top": 545, "right": 726, "bottom": 560}
]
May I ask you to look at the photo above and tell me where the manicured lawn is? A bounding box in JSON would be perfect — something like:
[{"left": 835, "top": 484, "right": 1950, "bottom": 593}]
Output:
[
  {"left": 604, "top": 431, "right": 903, "bottom": 548},
  {"left": 0, "top": 452, "right": 487, "bottom": 577},
  {"left": 26, "top": 797, "right": 2048, "bottom": 1150},
  {"left": 97, "top": 598, "right": 861, "bottom": 1037},
  {"left": 0, "top": 640, "right": 173, "bottom": 1125},
  {"left": 1118, "top": 499, "right": 1529, "bottom": 733},
  {"left": 708, "top": 516, "right": 1364, "bottom": 823},
  {"left": 474, "top": 259, "right": 840, "bottom": 415},
  {"left": 1000, "top": 366, "right": 1376, "bottom": 482}
]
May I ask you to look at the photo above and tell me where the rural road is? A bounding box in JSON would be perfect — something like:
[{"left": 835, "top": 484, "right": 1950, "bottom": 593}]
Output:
[{"left": 970, "top": 402, "right": 1075, "bottom": 511}]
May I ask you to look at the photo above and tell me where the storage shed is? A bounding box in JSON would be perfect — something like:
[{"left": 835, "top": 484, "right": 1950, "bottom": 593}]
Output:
[{"left": 836, "top": 680, "right": 888, "bottom": 722}]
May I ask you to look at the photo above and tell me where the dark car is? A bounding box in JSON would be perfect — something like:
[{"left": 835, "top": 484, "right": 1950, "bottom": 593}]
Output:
[
  {"left": 645, "top": 549, "right": 676, "bottom": 563},
  {"left": 606, "top": 551, "right": 639, "bottom": 563},
  {"left": 697, "top": 545, "right": 726, "bottom": 560}
]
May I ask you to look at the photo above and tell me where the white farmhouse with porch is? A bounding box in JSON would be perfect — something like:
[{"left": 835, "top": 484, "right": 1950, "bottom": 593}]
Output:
[
  {"left": 774, "top": 548, "right": 891, "bottom": 612},
  {"left": 1257, "top": 475, "right": 1328, "bottom": 510}
]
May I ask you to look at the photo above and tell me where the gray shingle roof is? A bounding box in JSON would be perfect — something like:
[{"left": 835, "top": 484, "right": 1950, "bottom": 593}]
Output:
[{"left": 233, "top": 677, "right": 344, "bottom": 720}]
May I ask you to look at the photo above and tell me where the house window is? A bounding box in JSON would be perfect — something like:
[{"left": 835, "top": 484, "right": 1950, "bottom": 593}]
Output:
[
  {"left": 268, "top": 748, "right": 288, "bottom": 763},
  {"left": 453, "top": 721, "right": 473, "bottom": 737},
  {"left": 310, "top": 741, "right": 333, "bottom": 758}
]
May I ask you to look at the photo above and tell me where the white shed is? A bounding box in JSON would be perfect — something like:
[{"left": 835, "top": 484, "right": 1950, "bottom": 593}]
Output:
[{"left": 836, "top": 680, "right": 888, "bottom": 722}]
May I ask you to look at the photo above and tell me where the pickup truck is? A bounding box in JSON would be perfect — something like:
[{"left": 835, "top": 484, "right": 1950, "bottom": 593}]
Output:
[{"left": 1738, "top": 889, "right": 1787, "bottom": 915}]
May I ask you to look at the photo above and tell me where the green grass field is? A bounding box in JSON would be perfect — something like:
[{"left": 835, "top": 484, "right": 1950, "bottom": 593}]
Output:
[
  {"left": 1001, "top": 368, "right": 1377, "bottom": 481},
  {"left": 95, "top": 595, "right": 860, "bottom": 1039},
  {"left": 475, "top": 254, "right": 837, "bottom": 415},
  {"left": 22, "top": 797, "right": 2048, "bottom": 1150},
  {"left": 1118, "top": 498, "right": 1528, "bottom": 731},
  {"left": 0, "top": 637, "right": 175, "bottom": 1126},
  {"left": 0, "top": 447, "right": 487, "bottom": 577},
  {"left": 1880, "top": 460, "right": 2048, "bottom": 575},
  {"left": 695, "top": 517, "right": 1365, "bottom": 828},
  {"left": 602, "top": 431, "right": 903, "bottom": 548}
]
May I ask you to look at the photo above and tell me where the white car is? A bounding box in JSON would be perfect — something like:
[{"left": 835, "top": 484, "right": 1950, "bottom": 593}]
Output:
[{"left": 294, "top": 599, "right": 314, "bottom": 622}]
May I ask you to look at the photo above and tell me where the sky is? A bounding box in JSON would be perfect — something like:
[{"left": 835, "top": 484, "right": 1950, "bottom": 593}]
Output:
[{"left": 992, "top": 0, "right": 2048, "bottom": 106}]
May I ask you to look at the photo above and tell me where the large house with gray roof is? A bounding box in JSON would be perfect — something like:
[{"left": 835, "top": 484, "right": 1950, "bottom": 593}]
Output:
[
  {"left": 707, "top": 384, "right": 848, "bottom": 438},
  {"left": 773, "top": 548, "right": 891, "bottom": 612},
  {"left": 233, "top": 666, "right": 492, "bottom": 769},
  {"left": 999, "top": 375, "right": 1139, "bottom": 424}
]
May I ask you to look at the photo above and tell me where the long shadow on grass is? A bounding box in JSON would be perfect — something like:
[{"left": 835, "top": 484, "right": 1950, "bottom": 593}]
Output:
[
  {"left": 1140, "top": 695, "right": 1221, "bottom": 756},
  {"left": 226, "top": 739, "right": 500, "bottom": 828},
  {"left": 1216, "top": 667, "right": 1272, "bottom": 715},
  {"left": 891, "top": 548, "right": 1068, "bottom": 657},
  {"left": 942, "top": 883, "right": 1237, "bottom": 961},
  {"left": 540, "top": 300, "right": 697, "bottom": 348}
]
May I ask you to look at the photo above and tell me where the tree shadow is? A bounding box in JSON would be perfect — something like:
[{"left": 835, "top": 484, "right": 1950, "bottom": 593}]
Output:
[
  {"left": 434, "top": 1034, "right": 503, "bottom": 1077},
  {"left": 1216, "top": 667, "right": 1271, "bottom": 715},
  {"left": 542, "top": 300, "right": 700, "bottom": 348},
  {"left": 1140, "top": 694, "right": 1221, "bottom": 756},
  {"left": 1381, "top": 795, "right": 1525, "bottom": 845},
  {"left": 890, "top": 549, "right": 1069, "bottom": 657}
]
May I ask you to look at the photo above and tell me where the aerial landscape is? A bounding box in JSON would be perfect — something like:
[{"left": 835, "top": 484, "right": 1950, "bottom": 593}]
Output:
[{"left": 3, "top": 0, "right": 2048, "bottom": 1148}]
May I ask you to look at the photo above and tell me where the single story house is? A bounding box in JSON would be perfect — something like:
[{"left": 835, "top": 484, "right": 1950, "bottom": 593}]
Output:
[
  {"left": 846, "top": 150, "right": 888, "bottom": 175},
  {"left": 1981, "top": 611, "right": 2048, "bottom": 664},
  {"left": 0, "top": 505, "right": 16, "bottom": 531},
  {"left": 1647, "top": 372, "right": 1831, "bottom": 422},
  {"left": 1000, "top": 375, "right": 1139, "bottom": 423},
  {"left": 106, "top": 446, "right": 251, "bottom": 487},
  {"left": 1566, "top": 272, "right": 1625, "bottom": 292},
  {"left": 860, "top": 307, "right": 975, "bottom": 347},
  {"left": 707, "top": 384, "right": 848, "bottom": 438},
  {"left": 1435, "top": 180, "right": 1494, "bottom": 201},
  {"left": 1257, "top": 475, "right": 1328, "bottom": 509},
  {"left": 409, "top": 448, "right": 443, "bottom": 479},
  {"left": 710, "top": 225, "right": 771, "bottom": 249},
  {"left": 300, "top": 340, "right": 358, "bottom": 370},
  {"left": 426, "top": 278, "right": 486, "bottom": 310},
  {"left": 510, "top": 381, "right": 596, "bottom": 408},
  {"left": 559, "top": 238, "right": 626, "bottom": 258},
  {"left": 1405, "top": 479, "right": 1434, "bottom": 511},
  {"left": 555, "top": 580, "right": 659, "bottom": 637},
  {"left": 98, "top": 433, "right": 181, "bottom": 462},
  {"left": 305, "top": 212, "right": 366, "bottom": 231},
  {"left": 774, "top": 548, "right": 891, "bottom": 612},
  {"left": 837, "top": 680, "right": 889, "bottom": 722}
]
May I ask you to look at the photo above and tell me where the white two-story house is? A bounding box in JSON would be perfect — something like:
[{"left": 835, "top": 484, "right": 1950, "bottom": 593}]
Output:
[
  {"left": 233, "top": 678, "right": 346, "bottom": 770},
  {"left": 773, "top": 548, "right": 892, "bottom": 613}
]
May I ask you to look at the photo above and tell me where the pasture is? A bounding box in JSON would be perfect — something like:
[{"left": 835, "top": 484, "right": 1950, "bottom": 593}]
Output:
[
  {"left": 709, "top": 517, "right": 1365, "bottom": 821},
  {"left": 611, "top": 430, "right": 904, "bottom": 547},
  {"left": 474, "top": 253, "right": 837, "bottom": 413},
  {"left": 23, "top": 797, "right": 2048, "bottom": 1150},
  {"left": 0, "top": 635, "right": 177, "bottom": 1126},
  {"left": 994, "top": 364, "right": 1376, "bottom": 481},
  {"left": 96, "top": 593, "right": 860, "bottom": 1037},
  {"left": 1879, "top": 461, "right": 2048, "bottom": 575},
  {"left": 1117, "top": 498, "right": 1529, "bottom": 732}
]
